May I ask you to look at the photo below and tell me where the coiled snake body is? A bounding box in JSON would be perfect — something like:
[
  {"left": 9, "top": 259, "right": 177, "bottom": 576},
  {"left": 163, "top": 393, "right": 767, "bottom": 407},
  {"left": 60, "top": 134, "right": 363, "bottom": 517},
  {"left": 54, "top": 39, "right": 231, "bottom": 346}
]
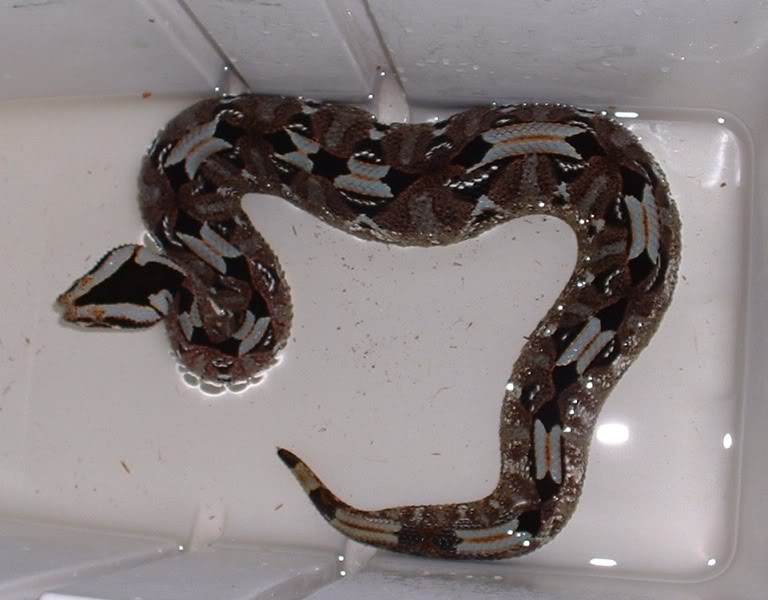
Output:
[{"left": 58, "top": 95, "right": 680, "bottom": 560}]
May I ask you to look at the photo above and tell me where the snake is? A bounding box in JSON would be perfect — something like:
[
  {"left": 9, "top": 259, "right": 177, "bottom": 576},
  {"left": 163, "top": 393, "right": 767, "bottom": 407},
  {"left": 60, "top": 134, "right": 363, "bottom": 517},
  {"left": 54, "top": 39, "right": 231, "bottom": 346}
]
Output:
[{"left": 57, "top": 94, "right": 680, "bottom": 560}]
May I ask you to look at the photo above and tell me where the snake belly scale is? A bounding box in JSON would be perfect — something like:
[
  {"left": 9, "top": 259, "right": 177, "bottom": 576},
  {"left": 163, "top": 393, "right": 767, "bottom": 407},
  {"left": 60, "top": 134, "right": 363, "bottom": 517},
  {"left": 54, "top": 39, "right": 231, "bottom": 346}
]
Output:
[{"left": 57, "top": 95, "right": 681, "bottom": 560}]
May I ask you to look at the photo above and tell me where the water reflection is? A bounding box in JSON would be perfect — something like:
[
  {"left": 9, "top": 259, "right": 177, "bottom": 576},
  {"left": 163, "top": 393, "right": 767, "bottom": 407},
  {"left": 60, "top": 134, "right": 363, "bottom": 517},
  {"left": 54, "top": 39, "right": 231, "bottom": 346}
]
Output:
[{"left": 596, "top": 423, "right": 629, "bottom": 445}]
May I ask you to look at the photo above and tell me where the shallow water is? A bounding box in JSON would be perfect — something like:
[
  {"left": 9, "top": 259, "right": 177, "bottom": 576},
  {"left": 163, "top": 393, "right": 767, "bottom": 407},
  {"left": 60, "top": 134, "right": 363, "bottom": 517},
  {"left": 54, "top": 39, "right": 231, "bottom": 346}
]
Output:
[{"left": 0, "top": 96, "right": 747, "bottom": 581}]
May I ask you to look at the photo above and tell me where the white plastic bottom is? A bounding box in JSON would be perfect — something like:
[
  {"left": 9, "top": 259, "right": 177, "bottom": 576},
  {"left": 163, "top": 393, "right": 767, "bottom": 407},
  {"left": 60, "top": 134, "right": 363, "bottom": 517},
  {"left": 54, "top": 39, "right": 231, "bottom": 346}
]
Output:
[{"left": 0, "top": 97, "right": 749, "bottom": 595}]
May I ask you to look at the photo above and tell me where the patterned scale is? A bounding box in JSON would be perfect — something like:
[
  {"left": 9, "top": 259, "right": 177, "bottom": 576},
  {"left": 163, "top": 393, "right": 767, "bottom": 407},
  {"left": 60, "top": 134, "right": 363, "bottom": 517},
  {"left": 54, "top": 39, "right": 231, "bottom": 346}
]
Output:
[{"left": 57, "top": 95, "right": 680, "bottom": 559}]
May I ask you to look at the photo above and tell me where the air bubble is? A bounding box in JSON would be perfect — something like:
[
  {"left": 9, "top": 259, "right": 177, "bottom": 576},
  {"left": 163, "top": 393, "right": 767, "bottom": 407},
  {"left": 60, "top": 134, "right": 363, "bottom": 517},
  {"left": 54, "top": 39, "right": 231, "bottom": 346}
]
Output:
[
  {"left": 200, "top": 381, "right": 227, "bottom": 396},
  {"left": 183, "top": 373, "right": 199, "bottom": 387}
]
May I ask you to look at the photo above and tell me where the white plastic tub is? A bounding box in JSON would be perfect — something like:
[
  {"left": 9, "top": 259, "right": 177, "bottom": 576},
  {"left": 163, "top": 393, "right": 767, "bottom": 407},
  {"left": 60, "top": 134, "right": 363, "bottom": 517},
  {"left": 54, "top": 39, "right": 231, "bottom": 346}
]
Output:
[{"left": 0, "top": 1, "right": 765, "bottom": 598}]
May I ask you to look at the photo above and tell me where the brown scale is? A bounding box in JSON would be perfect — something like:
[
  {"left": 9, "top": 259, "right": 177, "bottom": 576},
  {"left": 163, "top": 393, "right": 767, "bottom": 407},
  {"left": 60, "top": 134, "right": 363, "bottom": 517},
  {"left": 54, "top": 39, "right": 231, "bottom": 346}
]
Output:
[
  {"left": 58, "top": 94, "right": 681, "bottom": 559},
  {"left": 379, "top": 123, "right": 437, "bottom": 172}
]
